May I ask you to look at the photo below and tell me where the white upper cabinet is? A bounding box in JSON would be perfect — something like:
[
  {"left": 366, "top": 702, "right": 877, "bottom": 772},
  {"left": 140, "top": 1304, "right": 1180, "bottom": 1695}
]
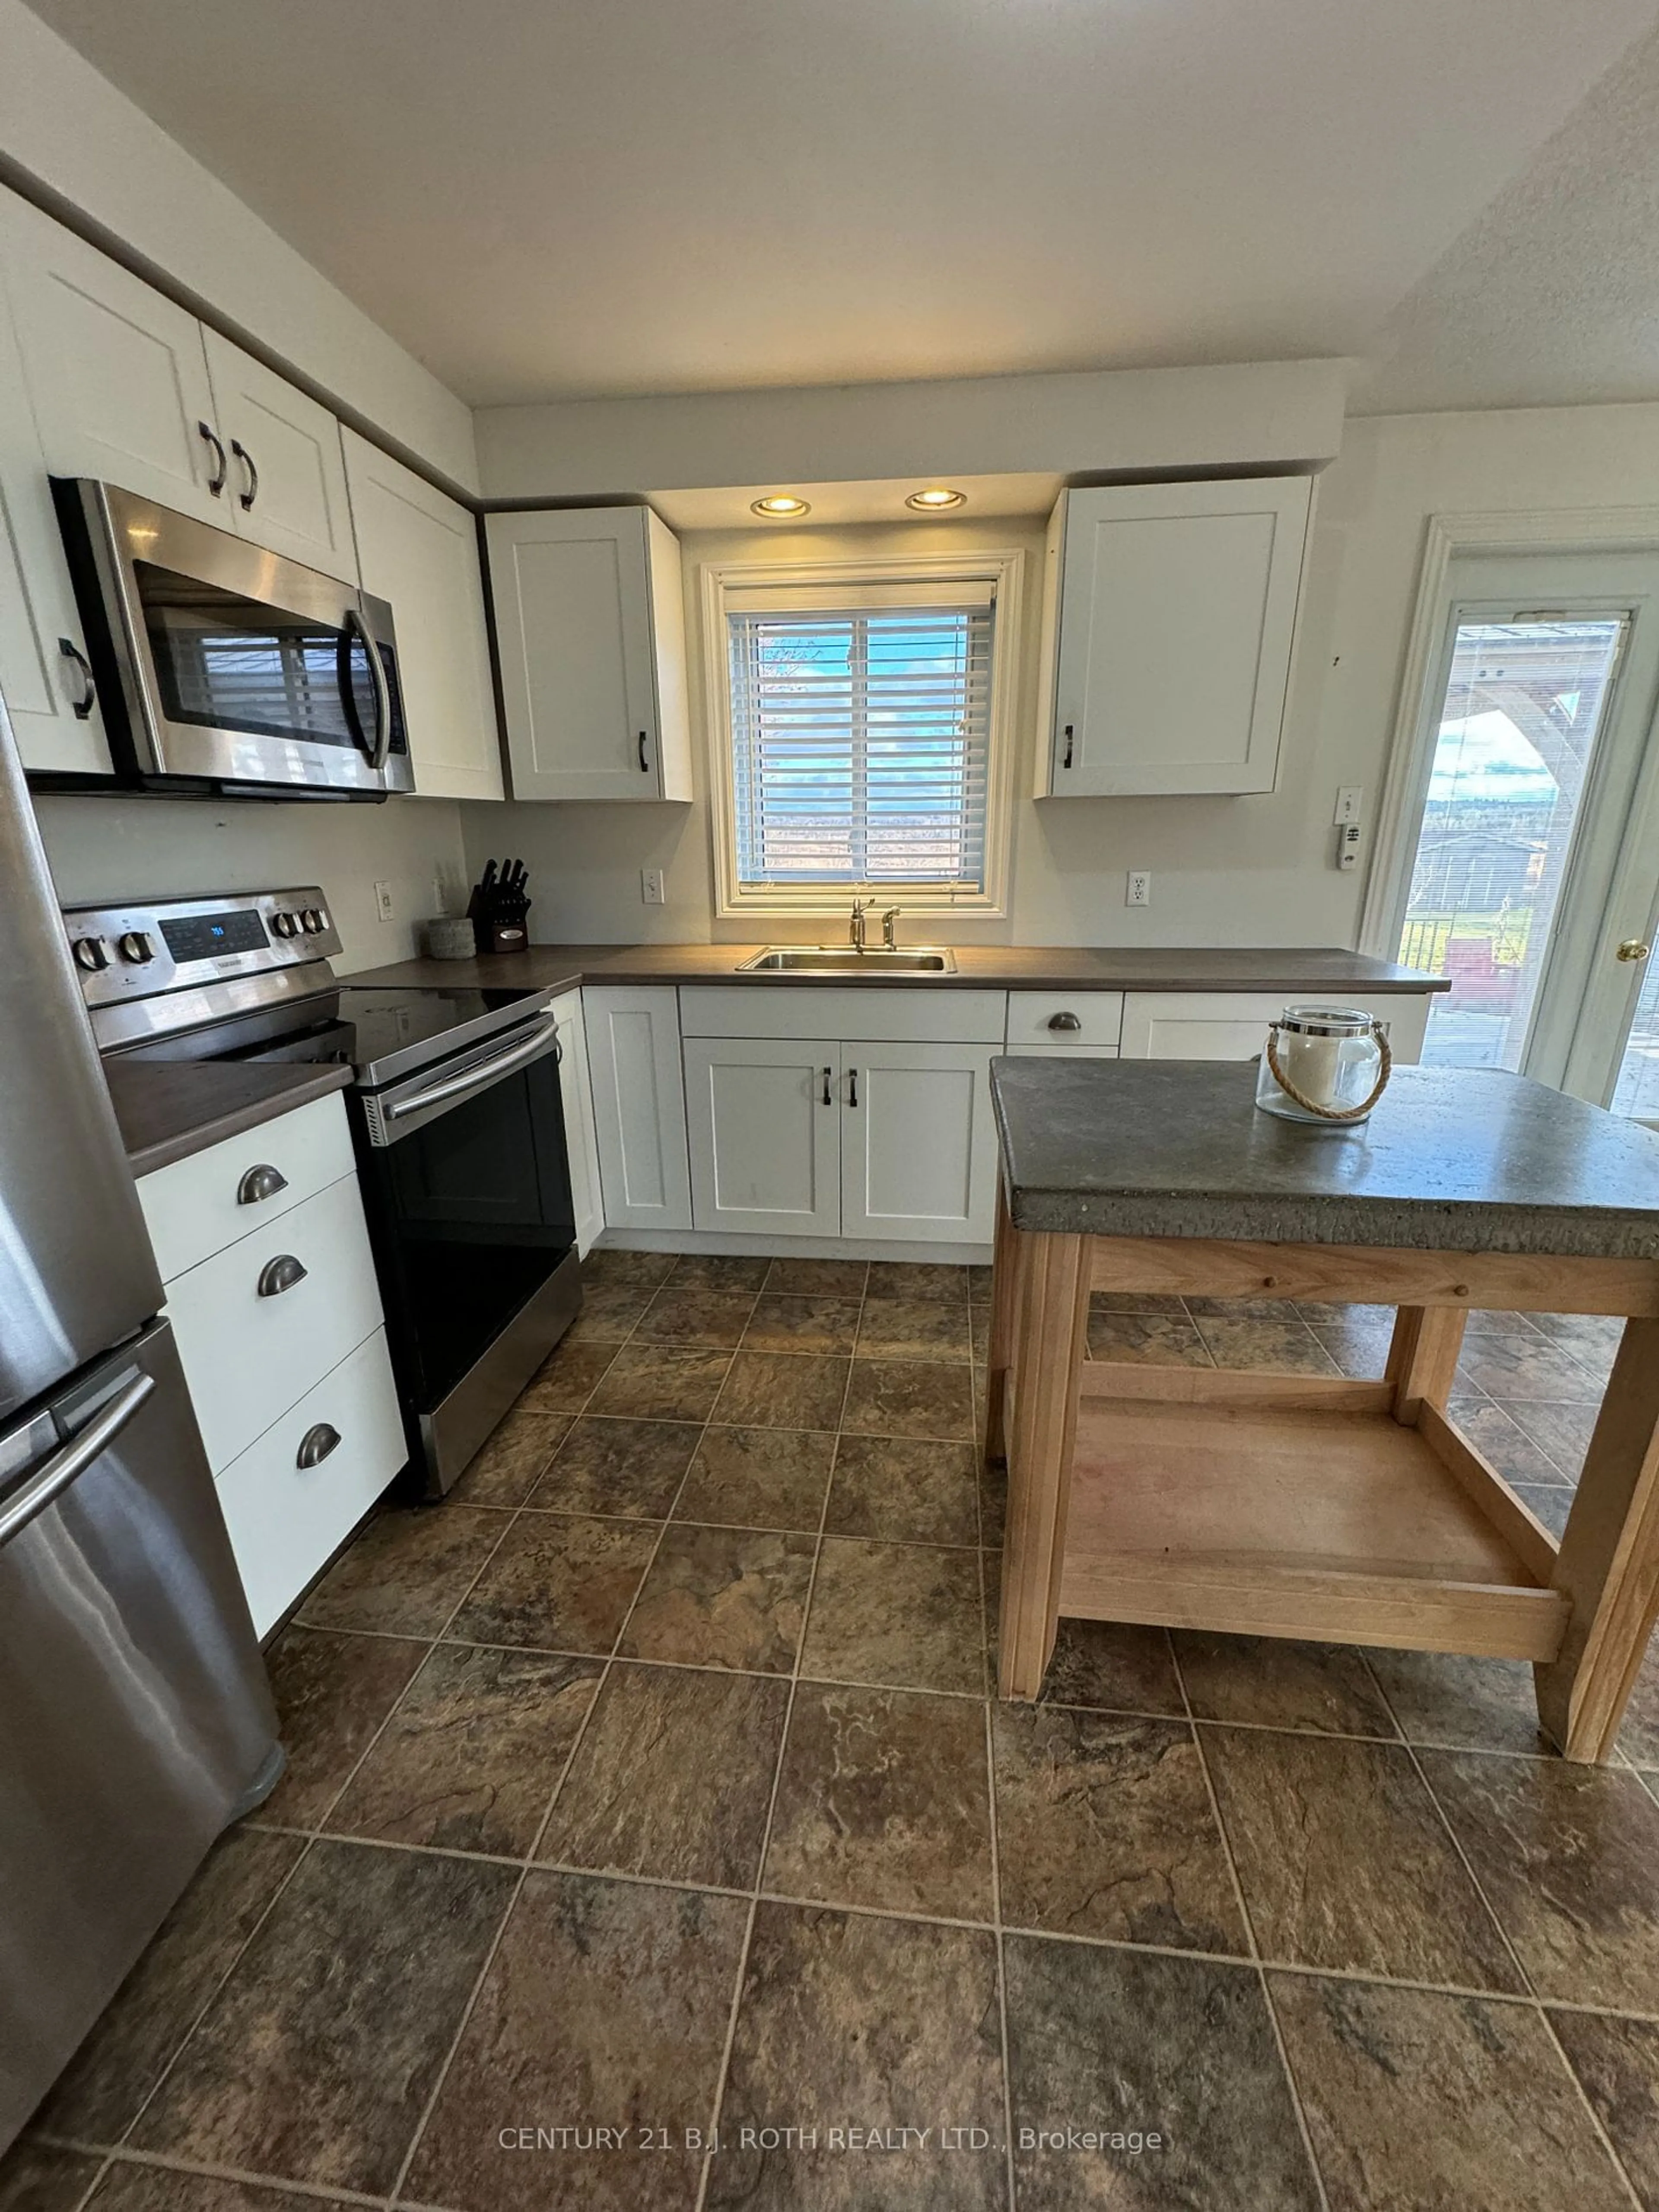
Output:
[
  {"left": 0, "top": 259, "right": 113, "bottom": 774},
  {"left": 200, "top": 330, "right": 357, "bottom": 581},
  {"left": 0, "top": 192, "right": 224, "bottom": 524},
  {"left": 486, "top": 505, "right": 693, "bottom": 801},
  {"left": 0, "top": 191, "right": 356, "bottom": 580},
  {"left": 343, "top": 429, "right": 503, "bottom": 800},
  {"left": 1037, "top": 476, "right": 1313, "bottom": 797}
]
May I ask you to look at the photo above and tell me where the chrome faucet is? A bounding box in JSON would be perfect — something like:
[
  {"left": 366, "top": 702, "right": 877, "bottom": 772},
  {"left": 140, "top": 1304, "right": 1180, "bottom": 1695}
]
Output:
[
  {"left": 880, "top": 905, "right": 902, "bottom": 950},
  {"left": 849, "top": 898, "right": 868, "bottom": 952}
]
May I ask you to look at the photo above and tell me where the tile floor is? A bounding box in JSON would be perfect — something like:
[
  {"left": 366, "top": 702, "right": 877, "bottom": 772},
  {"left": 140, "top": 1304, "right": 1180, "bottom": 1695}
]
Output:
[{"left": 9, "top": 1255, "right": 1659, "bottom": 2212}]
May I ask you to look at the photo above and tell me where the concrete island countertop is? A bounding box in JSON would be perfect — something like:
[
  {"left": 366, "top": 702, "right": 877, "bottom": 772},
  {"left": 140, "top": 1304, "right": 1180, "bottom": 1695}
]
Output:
[
  {"left": 350, "top": 941, "right": 1449, "bottom": 995},
  {"left": 990, "top": 1057, "right": 1659, "bottom": 1258},
  {"left": 106, "top": 1059, "right": 353, "bottom": 1177}
]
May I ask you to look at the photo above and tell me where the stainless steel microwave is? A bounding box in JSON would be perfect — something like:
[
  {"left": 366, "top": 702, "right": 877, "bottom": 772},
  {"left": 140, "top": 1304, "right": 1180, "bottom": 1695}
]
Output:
[{"left": 50, "top": 480, "right": 414, "bottom": 799}]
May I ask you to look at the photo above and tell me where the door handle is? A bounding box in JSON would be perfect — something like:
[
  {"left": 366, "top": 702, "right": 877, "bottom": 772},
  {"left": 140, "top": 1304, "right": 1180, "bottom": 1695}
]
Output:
[
  {"left": 198, "top": 420, "right": 229, "bottom": 496},
  {"left": 296, "top": 1423, "right": 341, "bottom": 1470},
  {"left": 0, "top": 1370, "right": 155, "bottom": 1548},
  {"left": 821, "top": 1065, "right": 833, "bottom": 1105},
  {"left": 58, "top": 638, "right": 96, "bottom": 720},
  {"left": 237, "top": 1163, "right": 289, "bottom": 1205},
  {"left": 1062, "top": 722, "right": 1075, "bottom": 770},
  {"left": 257, "top": 1254, "right": 308, "bottom": 1298},
  {"left": 638, "top": 729, "right": 650, "bottom": 773},
  {"left": 337, "top": 607, "right": 393, "bottom": 772},
  {"left": 1616, "top": 939, "right": 1652, "bottom": 963},
  {"left": 848, "top": 1067, "right": 858, "bottom": 1108},
  {"left": 1047, "top": 1011, "right": 1082, "bottom": 1032},
  {"left": 230, "top": 438, "right": 259, "bottom": 511}
]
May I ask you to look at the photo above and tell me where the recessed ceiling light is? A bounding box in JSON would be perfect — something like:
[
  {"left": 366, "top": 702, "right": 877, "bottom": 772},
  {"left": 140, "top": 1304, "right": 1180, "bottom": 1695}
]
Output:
[
  {"left": 751, "top": 494, "right": 811, "bottom": 518},
  {"left": 906, "top": 486, "right": 966, "bottom": 511}
]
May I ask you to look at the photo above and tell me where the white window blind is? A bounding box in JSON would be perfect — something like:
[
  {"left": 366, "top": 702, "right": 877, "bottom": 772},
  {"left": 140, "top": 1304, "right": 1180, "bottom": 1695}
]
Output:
[{"left": 725, "top": 580, "right": 996, "bottom": 889}]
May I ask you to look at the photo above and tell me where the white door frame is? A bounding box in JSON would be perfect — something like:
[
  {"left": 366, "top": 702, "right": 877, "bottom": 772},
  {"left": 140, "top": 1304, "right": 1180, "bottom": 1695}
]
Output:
[{"left": 1360, "top": 506, "right": 1659, "bottom": 961}]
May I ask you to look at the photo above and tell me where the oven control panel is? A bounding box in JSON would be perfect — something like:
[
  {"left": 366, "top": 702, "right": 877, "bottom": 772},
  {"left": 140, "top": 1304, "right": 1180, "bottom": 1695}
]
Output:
[{"left": 65, "top": 887, "right": 343, "bottom": 1009}]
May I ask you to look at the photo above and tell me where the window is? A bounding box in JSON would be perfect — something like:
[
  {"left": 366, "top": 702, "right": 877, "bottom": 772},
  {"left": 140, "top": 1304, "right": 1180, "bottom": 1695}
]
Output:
[{"left": 703, "top": 556, "right": 1020, "bottom": 917}]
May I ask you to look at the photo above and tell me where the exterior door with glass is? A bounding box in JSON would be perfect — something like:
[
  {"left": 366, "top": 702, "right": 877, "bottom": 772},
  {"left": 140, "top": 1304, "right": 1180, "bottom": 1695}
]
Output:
[{"left": 1380, "top": 549, "right": 1659, "bottom": 1123}]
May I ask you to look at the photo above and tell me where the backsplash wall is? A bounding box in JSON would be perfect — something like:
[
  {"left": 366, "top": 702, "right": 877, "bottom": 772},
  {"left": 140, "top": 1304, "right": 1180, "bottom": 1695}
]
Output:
[{"left": 33, "top": 791, "right": 469, "bottom": 973}]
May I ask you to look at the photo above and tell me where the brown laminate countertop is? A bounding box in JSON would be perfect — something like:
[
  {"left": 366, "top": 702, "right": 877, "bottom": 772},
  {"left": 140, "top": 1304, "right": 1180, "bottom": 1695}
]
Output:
[
  {"left": 349, "top": 942, "right": 1448, "bottom": 995},
  {"left": 107, "top": 1059, "right": 353, "bottom": 1177}
]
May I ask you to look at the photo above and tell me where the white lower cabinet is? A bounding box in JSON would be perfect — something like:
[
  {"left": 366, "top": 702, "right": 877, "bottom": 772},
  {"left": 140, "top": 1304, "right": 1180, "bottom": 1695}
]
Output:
[
  {"left": 683, "top": 1036, "right": 841, "bottom": 1236},
  {"left": 841, "top": 1041, "right": 998, "bottom": 1243},
  {"left": 550, "top": 989, "right": 604, "bottom": 1256},
  {"left": 1120, "top": 990, "right": 1430, "bottom": 1063},
  {"left": 137, "top": 1093, "right": 403, "bottom": 1636},
  {"left": 215, "top": 1330, "right": 403, "bottom": 1639},
  {"left": 584, "top": 985, "right": 693, "bottom": 1232}
]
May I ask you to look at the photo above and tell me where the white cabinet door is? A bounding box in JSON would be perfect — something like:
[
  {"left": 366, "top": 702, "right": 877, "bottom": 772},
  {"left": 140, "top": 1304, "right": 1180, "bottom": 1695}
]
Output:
[
  {"left": 0, "top": 193, "right": 223, "bottom": 523},
  {"left": 583, "top": 985, "right": 693, "bottom": 1231},
  {"left": 1120, "top": 991, "right": 1430, "bottom": 1063},
  {"left": 202, "top": 330, "right": 357, "bottom": 581},
  {"left": 1042, "top": 477, "right": 1311, "bottom": 797},
  {"left": 344, "top": 429, "right": 503, "bottom": 799},
  {"left": 486, "top": 505, "right": 692, "bottom": 801},
  {"left": 683, "top": 1036, "right": 841, "bottom": 1237},
  {"left": 841, "top": 1041, "right": 998, "bottom": 1244},
  {"left": 551, "top": 990, "right": 604, "bottom": 1256},
  {"left": 0, "top": 259, "right": 112, "bottom": 772}
]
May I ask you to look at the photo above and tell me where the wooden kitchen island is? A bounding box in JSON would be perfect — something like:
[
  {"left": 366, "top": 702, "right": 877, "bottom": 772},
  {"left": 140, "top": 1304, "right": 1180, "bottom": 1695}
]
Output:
[{"left": 985, "top": 1058, "right": 1659, "bottom": 1761}]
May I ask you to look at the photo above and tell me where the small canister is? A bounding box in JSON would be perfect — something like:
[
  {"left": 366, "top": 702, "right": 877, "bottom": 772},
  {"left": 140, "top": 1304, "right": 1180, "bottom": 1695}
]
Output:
[
  {"left": 1255, "top": 1004, "right": 1392, "bottom": 1126},
  {"left": 423, "top": 916, "right": 476, "bottom": 961}
]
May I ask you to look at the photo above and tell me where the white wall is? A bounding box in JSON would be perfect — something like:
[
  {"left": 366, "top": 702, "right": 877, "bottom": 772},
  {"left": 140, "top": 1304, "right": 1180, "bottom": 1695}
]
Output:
[
  {"left": 33, "top": 792, "right": 468, "bottom": 974},
  {"left": 476, "top": 360, "right": 1346, "bottom": 502},
  {"left": 463, "top": 398, "right": 1659, "bottom": 950},
  {"left": 0, "top": 0, "right": 477, "bottom": 490}
]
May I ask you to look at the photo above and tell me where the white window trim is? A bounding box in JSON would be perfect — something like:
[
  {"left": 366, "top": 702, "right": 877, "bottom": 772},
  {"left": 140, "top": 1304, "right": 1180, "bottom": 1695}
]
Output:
[
  {"left": 699, "top": 548, "right": 1025, "bottom": 919},
  {"left": 1360, "top": 504, "right": 1659, "bottom": 959}
]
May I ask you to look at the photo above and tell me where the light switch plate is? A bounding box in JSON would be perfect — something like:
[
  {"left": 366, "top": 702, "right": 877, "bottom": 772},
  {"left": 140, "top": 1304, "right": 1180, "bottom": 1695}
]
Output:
[
  {"left": 1334, "top": 785, "right": 1364, "bottom": 826},
  {"left": 641, "top": 868, "right": 665, "bottom": 905},
  {"left": 374, "top": 879, "right": 395, "bottom": 922}
]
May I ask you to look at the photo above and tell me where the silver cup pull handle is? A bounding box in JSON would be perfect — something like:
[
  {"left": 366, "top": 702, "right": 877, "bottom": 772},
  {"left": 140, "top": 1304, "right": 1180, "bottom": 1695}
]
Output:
[
  {"left": 238, "top": 1163, "right": 289, "bottom": 1206},
  {"left": 296, "top": 1423, "right": 341, "bottom": 1470},
  {"left": 1047, "top": 1011, "right": 1082, "bottom": 1033},
  {"left": 257, "top": 1254, "right": 308, "bottom": 1298}
]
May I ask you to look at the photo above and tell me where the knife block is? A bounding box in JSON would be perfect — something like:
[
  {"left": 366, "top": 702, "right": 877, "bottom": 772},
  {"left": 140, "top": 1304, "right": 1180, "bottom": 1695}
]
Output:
[{"left": 474, "top": 917, "right": 528, "bottom": 955}]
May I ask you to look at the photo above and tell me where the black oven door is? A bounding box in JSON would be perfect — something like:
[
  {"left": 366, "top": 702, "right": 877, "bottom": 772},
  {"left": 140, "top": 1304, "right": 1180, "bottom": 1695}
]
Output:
[{"left": 353, "top": 1012, "right": 577, "bottom": 1487}]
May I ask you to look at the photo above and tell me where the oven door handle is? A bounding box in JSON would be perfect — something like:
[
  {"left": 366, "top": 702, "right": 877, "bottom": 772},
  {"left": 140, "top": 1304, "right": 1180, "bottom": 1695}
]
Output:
[
  {"left": 382, "top": 1016, "right": 561, "bottom": 1127},
  {"left": 337, "top": 606, "right": 393, "bottom": 774}
]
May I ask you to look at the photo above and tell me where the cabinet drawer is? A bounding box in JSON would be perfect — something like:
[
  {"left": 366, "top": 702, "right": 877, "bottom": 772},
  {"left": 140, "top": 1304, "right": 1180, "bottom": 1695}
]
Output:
[
  {"left": 215, "top": 1329, "right": 404, "bottom": 1638},
  {"left": 138, "top": 1092, "right": 356, "bottom": 1282},
  {"left": 165, "top": 1177, "right": 385, "bottom": 1472},
  {"left": 1005, "top": 992, "right": 1123, "bottom": 1048},
  {"left": 680, "top": 985, "right": 1006, "bottom": 1043},
  {"left": 1001, "top": 1043, "right": 1120, "bottom": 1058}
]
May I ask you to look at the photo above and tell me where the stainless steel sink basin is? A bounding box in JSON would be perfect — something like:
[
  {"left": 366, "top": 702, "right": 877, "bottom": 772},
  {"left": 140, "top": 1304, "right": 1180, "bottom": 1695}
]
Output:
[{"left": 738, "top": 946, "right": 958, "bottom": 974}]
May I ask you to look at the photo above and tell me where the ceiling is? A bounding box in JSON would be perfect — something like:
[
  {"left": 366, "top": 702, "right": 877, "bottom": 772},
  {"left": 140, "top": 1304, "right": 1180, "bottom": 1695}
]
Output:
[{"left": 21, "top": 0, "right": 1659, "bottom": 410}]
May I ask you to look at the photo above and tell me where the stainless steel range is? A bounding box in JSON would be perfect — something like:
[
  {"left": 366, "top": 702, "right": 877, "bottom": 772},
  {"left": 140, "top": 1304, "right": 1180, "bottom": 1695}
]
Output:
[{"left": 70, "top": 888, "right": 582, "bottom": 1497}]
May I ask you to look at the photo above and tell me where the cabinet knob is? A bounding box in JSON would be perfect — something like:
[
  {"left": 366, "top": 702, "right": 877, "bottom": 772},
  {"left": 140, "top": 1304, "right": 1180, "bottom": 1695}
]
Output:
[
  {"left": 237, "top": 1163, "right": 289, "bottom": 1206},
  {"left": 296, "top": 1423, "right": 341, "bottom": 1470},
  {"left": 257, "top": 1253, "right": 308, "bottom": 1298},
  {"left": 1047, "top": 1011, "right": 1082, "bottom": 1032}
]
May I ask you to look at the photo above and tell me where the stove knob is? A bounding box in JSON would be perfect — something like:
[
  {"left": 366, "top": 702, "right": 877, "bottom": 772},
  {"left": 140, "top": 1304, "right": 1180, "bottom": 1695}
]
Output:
[
  {"left": 118, "top": 930, "right": 155, "bottom": 964},
  {"left": 300, "top": 907, "right": 325, "bottom": 934},
  {"left": 72, "top": 935, "right": 110, "bottom": 972},
  {"left": 271, "top": 911, "right": 299, "bottom": 938}
]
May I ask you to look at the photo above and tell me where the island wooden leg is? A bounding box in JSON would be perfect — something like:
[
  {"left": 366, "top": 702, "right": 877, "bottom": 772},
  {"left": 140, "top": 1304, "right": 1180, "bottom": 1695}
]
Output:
[
  {"left": 1536, "top": 1317, "right": 1659, "bottom": 1762},
  {"left": 984, "top": 1175, "right": 1022, "bottom": 1465},
  {"left": 998, "top": 1230, "right": 1090, "bottom": 1700},
  {"left": 1386, "top": 1304, "right": 1467, "bottom": 1424}
]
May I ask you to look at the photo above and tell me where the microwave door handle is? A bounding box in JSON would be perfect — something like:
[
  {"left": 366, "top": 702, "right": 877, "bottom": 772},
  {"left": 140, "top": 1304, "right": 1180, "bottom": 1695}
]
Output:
[
  {"left": 0, "top": 1370, "right": 155, "bottom": 1549},
  {"left": 337, "top": 607, "right": 393, "bottom": 773},
  {"left": 383, "top": 1017, "right": 560, "bottom": 1127}
]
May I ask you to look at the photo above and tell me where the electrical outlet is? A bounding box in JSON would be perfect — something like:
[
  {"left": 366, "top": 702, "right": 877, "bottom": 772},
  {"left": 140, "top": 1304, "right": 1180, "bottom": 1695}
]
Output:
[
  {"left": 1126, "top": 870, "right": 1152, "bottom": 908},
  {"left": 432, "top": 876, "right": 448, "bottom": 917},
  {"left": 374, "top": 879, "right": 395, "bottom": 922},
  {"left": 641, "top": 868, "right": 665, "bottom": 906},
  {"left": 1334, "top": 786, "right": 1364, "bottom": 826}
]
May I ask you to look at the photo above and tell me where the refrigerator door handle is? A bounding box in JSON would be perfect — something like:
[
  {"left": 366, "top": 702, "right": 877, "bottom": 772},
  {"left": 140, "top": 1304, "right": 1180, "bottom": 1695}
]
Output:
[{"left": 0, "top": 1369, "right": 155, "bottom": 1549}]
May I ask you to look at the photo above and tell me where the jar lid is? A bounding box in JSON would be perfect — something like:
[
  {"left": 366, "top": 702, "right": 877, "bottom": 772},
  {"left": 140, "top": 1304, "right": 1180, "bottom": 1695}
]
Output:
[{"left": 1276, "top": 1004, "right": 1378, "bottom": 1037}]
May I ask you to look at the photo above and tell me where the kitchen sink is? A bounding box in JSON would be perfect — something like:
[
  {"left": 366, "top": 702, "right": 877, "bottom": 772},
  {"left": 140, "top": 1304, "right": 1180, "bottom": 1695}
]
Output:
[{"left": 738, "top": 946, "right": 958, "bottom": 974}]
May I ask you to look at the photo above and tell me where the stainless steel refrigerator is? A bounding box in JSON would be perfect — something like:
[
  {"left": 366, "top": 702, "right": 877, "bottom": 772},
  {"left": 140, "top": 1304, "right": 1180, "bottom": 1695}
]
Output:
[{"left": 0, "top": 692, "right": 279, "bottom": 2151}]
